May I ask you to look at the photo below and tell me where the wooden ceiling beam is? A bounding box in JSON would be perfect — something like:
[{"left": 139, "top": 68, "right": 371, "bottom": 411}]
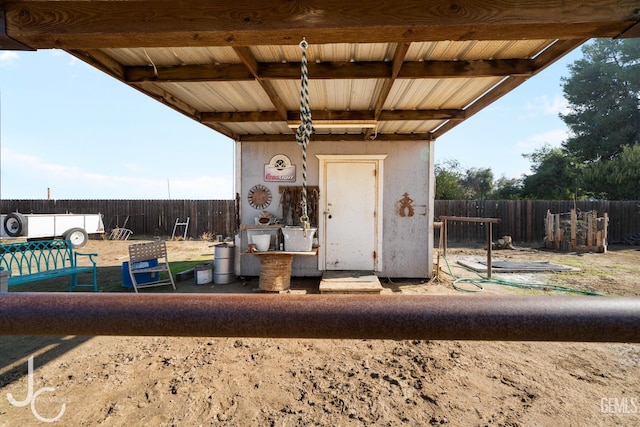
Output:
[
  {"left": 238, "top": 132, "right": 434, "bottom": 143},
  {"left": 201, "top": 123, "right": 240, "bottom": 140},
  {"left": 68, "top": 49, "right": 126, "bottom": 80},
  {"left": 371, "top": 42, "right": 410, "bottom": 118},
  {"left": 365, "top": 42, "right": 410, "bottom": 140},
  {"left": 125, "top": 58, "right": 538, "bottom": 83},
  {"left": 399, "top": 59, "right": 537, "bottom": 79},
  {"left": 233, "top": 46, "right": 288, "bottom": 120},
  {"left": 532, "top": 39, "right": 589, "bottom": 71},
  {"left": 125, "top": 64, "right": 254, "bottom": 83},
  {"left": 432, "top": 75, "right": 529, "bottom": 139},
  {"left": 272, "top": 62, "right": 390, "bottom": 80},
  {"left": 201, "top": 111, "right": 285, "bottom": 124},
  {"left": 126, "top": 62, "right": 390, "bottom": 82},
  {"left": 201, "top": 109, "right": 464, "bottom": 124},
  {"left": 617, "top": 19, "right": 640, "bottom": 38},
  {"left": 2, "top": 1, "right": 638, "bottom": 49},
  {"left": 378, "top": 109, "right": 465, "bottom": 121}
]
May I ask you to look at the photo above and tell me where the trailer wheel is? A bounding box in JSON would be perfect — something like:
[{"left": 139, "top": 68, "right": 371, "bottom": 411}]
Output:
[
  {"left": 64, "top": 228, "right": 89, "bottom": 248},
  {"left": 4, "top": 213, "right": 26, "bottom": 237}
]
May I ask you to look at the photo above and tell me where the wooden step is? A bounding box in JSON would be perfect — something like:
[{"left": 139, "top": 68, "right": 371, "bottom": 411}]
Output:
[{"left": 319, "top": 271, "right": 382, "bottom": 294}]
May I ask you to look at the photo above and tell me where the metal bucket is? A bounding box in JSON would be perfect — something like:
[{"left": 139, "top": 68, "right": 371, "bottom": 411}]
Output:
[
  {"left": 214, "top": 244, "right": 235, "bottom": 284},
  {"left": 195, "top": 263, "right": 213, "bottom": 285}
]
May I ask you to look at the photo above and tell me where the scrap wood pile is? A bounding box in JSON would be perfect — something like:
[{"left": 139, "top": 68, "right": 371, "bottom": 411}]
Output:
[{"left": 544, "top": 209, "right": 608, "bottom": 253}]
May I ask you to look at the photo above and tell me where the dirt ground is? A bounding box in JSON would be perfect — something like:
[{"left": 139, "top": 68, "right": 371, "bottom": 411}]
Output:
[{"left": 1, "top": 238, "right": 639, "bottom": 426}]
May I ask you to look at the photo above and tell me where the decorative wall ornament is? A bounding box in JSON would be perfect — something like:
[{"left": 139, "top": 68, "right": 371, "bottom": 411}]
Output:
[
  {"left": 248, "top": 184, "right": 272, "bottom": 210},
  {"left": 398, "top": 192, "right": 415, "bottom": 217},
  {"left": 264, "top": 154, "right": 296, "bottom": 182}
]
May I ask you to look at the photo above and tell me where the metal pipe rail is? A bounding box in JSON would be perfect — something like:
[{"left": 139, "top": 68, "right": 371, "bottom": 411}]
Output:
[{"left": 1, "top": 293, "right": 639, "bottom": 342}]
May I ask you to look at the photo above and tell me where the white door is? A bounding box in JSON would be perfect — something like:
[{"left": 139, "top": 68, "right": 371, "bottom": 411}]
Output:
[{"left": 321, "top": 158, "right": 383, "bottom": 271}]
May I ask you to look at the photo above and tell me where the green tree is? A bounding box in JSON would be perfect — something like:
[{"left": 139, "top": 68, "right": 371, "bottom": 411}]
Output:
[
  {"left": 435, "top": 161, "right": 522, "bottom": 200},
  {"left": 560, "top": 39, "right": 640, "bottom": 163},
  {"left": 521, "top": 144, "right": 580, "bottom": 199},
  {"left": 490, "top": 176, "right": 523, "bottom": 200},
  {"left": 434, "top": 159, "right": 464, "bottom": 199},
  {"left": 582, "top": 144, "right": 640, "bottom": 200},
  {"left": 460, "top": 167, "right": 494, "bottom": 199},
  {"left": 523, "top": 39, "right": 640, "bottom": 199}
]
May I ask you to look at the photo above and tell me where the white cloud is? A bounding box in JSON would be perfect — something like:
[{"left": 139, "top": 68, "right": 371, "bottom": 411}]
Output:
[
  {"left": 0, "top": 51, "right": 19, "bottom": 66},
  {"left": 516, "top": 128, "right": 568, "bottom": 151},
  {"left": 167, "top": 176, "right": 235, "bottom": 199},
  {"left": 520, "top": 94, "right": 569, "bottom": 119},
  {"left": 0, "top": 147, "right": 234, "bottom": 199},
  {"left": 67, "top": 56, "right": 79, "bottom": 66},
  {"left": 542, "top": 94, "right": 569, "bottom": 115}
]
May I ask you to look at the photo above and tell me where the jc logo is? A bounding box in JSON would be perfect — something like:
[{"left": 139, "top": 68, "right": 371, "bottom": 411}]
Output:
[{"left": 6, "top": 356, "right": 66, "bottom": 423}]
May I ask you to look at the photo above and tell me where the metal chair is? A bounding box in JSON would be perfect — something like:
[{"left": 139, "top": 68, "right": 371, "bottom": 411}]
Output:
[{"left": 128, "top": 241, "right": 176, "bottom": 293}]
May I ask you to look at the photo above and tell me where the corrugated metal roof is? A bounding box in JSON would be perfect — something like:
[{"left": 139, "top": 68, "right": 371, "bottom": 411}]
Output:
[
  {"left": 406, "top": 39, "right": 554, "bottom": 61},
  {"left": 89, "top": 37, "right": 572, "bottom": 141},
  {"left": 106, "top": 46, "right": 241, "bottom": 66},
  {"left": 4, "top": 1, "right": 636, "bottom": 142}
]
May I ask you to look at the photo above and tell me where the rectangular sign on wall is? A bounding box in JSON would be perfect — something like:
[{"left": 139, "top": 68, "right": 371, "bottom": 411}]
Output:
[{"left": 264, "top": 154, "right": 296, "bottom": 182}]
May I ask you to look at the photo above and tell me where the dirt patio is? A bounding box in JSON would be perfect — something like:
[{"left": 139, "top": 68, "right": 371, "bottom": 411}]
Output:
[{"left": 1, "top": 238, "right": 639, "bottom": 425}]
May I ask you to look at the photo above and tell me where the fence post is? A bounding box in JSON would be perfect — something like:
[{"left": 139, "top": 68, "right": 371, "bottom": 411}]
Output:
[
  {"left": 603, "top": 213, "right": 609, "bottom": 253},
  {"left": 570, "top": 209, "right": 577, "bottom": 250}
]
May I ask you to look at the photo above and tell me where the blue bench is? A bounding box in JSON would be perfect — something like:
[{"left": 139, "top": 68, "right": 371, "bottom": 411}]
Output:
[{"left": 0, "top": 239, "right": 98, "bottom": 292}]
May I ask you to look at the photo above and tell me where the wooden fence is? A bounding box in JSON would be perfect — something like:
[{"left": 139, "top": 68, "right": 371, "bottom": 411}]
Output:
[
  {"left": 0, "top": 199, "right": 237, "bottom": 240},
  {"left": 1, "top": 199, "right": 638, "bottom": 244}
]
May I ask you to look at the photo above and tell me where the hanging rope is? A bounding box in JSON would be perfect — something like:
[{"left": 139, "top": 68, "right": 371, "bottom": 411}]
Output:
[{"left": 295, "top": 38, "right": 314, "bottom": 232}]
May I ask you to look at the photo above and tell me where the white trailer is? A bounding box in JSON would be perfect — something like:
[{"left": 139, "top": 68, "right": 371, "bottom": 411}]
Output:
[{"left": 0, "top": 212, "right": 105, "bottom": 248}]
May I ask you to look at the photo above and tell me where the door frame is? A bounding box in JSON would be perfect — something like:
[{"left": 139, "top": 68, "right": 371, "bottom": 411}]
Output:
[{"left": 316, "top": 154, "right": 387, "bottom": 272}]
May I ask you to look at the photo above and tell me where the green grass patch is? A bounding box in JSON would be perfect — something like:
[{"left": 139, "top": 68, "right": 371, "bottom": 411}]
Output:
[
  {"left": 102, "top": 260, "right": 204, "bottom": 293},
  {"left": 557, "top": 257, "right": 609, "bottom": 274},
  {"left": 170, "top": 260, "right": 204, "bottom": 274}
]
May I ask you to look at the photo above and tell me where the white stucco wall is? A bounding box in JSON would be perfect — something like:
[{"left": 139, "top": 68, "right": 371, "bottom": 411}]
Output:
[{"left": 237, "top": 139, "right": 434, "bottom": 278}]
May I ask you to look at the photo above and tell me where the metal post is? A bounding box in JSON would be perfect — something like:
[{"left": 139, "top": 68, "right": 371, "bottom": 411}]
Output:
[
  {"left": 487, "top": 222, "right": 493, "bottom": 278},
  {"left": 442, "top": 218, "right": 447, "bottom": 257},
  {"left": 440, "top": 216, "right": 500, "bottom": 278}
]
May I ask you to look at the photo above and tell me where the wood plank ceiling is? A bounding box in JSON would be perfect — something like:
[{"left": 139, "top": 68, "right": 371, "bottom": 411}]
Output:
[{"left": 2, "top": 1, "right": 639, "bottom": 142}]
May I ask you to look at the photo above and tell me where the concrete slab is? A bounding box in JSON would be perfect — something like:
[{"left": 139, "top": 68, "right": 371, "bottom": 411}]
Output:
[
  {"left": 457, "top": 259, "right": 580, "bottom": 273},
  {"left": 319, "top": 271, "right": 383, "bottom": 294}
]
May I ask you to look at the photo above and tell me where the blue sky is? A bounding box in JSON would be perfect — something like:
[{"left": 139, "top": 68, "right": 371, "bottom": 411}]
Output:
[
  {"left": 1, "top": 50, "right": 235, "bottom": 200},
  {"left": 437, "top": 48, "right": 581, "bottom": 179},
  {"left": 0, "top": 46, "right": 582, "bottom": 200}
]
